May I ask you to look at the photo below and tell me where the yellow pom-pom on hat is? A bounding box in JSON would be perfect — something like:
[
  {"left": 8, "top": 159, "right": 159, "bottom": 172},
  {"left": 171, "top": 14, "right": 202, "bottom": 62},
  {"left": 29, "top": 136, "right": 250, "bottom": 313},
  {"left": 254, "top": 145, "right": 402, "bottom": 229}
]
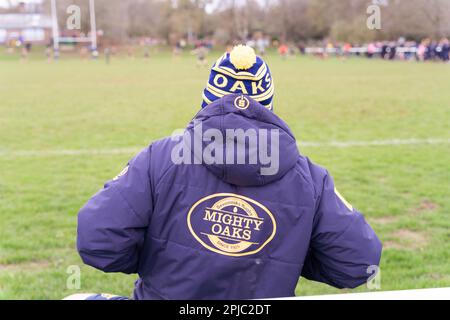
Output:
[
  {"left": 202, "top": 43, "right": 274, "bottom": 110},
  {"left": 230, "top": 45, "right": 257, "bottom": 70}
]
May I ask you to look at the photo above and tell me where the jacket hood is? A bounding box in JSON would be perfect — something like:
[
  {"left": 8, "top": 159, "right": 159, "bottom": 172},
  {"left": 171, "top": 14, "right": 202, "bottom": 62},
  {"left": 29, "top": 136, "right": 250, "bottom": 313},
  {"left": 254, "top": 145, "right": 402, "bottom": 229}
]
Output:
[{"left": 186, "top": 94, "right": 299, "bottom": 187}]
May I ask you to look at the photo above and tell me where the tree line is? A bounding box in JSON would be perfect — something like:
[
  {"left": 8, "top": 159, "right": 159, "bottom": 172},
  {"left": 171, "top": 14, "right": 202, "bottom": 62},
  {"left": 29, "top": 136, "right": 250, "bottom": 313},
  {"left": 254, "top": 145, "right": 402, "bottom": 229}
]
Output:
[{"left": 43, "top": 0, "right": 450, "bottom": 44}]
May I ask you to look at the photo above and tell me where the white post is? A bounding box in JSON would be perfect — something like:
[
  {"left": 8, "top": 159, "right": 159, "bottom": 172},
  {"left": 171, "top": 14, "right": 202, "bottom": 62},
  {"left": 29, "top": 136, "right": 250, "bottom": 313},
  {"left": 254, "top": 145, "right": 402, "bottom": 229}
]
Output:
[
  {"left": 50, "top": 0, "right": 59, "bottom": 59},
  {"left": 89, "top": 0, "right": 98, "bottom": 57}
]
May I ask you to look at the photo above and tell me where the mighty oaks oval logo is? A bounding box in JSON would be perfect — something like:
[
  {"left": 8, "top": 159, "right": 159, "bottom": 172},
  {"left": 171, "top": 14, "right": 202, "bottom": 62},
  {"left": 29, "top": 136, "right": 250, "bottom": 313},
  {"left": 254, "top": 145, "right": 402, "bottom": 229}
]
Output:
[{"left": 187, "top": 193, "right": 276, "bottom": 257}]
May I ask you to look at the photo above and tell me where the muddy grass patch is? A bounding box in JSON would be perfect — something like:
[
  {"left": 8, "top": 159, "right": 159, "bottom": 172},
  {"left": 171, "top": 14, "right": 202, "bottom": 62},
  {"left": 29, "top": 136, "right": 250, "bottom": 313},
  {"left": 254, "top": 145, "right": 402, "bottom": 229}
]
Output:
[
  {"left": 384, "top": 229, "right": 429, "bottom": 250},
  {"left": 0, "top": 261, "right": 51, "bottom": 273},
  {"left": 411, "top": 199, "right": 440, "bottom": 215},
  {"left": 369, "top": 216, "right": 399, "bottom": 225}
]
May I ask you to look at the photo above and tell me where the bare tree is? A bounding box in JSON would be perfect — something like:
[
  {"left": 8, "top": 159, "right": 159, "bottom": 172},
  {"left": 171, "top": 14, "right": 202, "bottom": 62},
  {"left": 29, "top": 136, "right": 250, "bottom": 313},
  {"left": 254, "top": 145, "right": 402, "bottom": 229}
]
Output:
[{"left": 40, "top": 0, "right": 450, "bottom": 43}]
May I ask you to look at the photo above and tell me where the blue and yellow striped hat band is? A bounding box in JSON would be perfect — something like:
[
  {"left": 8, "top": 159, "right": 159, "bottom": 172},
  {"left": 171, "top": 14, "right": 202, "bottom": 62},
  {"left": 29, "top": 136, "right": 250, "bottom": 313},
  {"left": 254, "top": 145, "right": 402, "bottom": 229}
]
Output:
[{"left": 202, "top": 45, "right": 274, "bottom": 111}]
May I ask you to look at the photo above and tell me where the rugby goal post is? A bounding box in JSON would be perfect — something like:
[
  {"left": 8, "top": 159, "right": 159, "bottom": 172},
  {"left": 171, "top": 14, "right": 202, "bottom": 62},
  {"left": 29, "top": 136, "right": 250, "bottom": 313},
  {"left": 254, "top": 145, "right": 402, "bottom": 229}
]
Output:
[{"left": 50, "top": 0, "right": 98, "bottom": 59}]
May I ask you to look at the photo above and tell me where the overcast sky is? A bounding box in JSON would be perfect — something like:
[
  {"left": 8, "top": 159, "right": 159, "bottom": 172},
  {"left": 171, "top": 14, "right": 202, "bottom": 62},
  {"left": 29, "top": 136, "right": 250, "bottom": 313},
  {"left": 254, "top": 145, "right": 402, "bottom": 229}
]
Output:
[
  {"left": 0, "top": 0, "right": 272, "bottom": 11},
  {"left": 206, "top": 0, "right": 274, "bottom": 13},
  {"left": 0, "top": 0, "right": 42, "bottom": 8}
]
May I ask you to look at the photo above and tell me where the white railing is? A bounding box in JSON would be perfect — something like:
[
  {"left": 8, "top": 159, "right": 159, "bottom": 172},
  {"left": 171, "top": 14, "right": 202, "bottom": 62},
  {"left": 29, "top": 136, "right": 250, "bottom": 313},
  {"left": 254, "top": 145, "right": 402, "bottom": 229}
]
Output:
[
  {"left": 304, "top": 47, "right": 418, "bottom": 54},
  {"left": 282, "top": 287, "right": 450, "bottom": 300}
]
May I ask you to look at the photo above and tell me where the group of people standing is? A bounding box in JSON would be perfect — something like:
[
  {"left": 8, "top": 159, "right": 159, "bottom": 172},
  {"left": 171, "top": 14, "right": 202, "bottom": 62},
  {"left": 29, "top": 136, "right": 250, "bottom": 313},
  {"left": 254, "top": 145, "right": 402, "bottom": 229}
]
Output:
[{"left": 298, "top": 37, "right": 450, "bottom": 62}]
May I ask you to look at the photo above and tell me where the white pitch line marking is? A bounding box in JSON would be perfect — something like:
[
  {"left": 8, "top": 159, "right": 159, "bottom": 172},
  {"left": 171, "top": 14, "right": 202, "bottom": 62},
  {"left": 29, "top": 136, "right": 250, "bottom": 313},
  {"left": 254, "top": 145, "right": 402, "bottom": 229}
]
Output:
[
  {"left": 299, "top": 138, "right": 450, "bottom": 148},
  {"left": 0, "top": 138, "right": 448, "bottom": 158},
  {"left": 0, "top": 147, "right": 142, "bottom": 158}
]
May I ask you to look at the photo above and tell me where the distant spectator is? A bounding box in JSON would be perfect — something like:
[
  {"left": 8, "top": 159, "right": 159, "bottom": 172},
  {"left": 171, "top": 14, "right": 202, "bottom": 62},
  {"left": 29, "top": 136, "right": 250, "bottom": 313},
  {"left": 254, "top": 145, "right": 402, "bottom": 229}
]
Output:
[
  {"left": 342, "top": 43, "right": 352, "bottom": 57},
  {"left": 438, "top": 38, "right": 449, "bottom": 62},
  {"left": 297, "top": 42, "right": 306, "bottom": 55},
  {"left": 367, "top": 43, "right": 377, "bottom": 58},
  {"left": 417, "top": 39, "right": 429, "bottom": 61},
  {"left": 192, "top": 42, "right": 209, "bottom": 68},
  {"left": 278, "top": 43, "right": 289, "bottom": 59},
  {"left": 256, "top": 37, "right": 269, "bottom": 56}
]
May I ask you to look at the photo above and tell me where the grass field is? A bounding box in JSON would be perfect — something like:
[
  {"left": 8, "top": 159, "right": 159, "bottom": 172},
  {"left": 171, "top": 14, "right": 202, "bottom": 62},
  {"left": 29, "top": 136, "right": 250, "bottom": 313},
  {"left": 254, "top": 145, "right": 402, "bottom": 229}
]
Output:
[{"left": 0, "top": 51, "right": 449, "bottom": 299}]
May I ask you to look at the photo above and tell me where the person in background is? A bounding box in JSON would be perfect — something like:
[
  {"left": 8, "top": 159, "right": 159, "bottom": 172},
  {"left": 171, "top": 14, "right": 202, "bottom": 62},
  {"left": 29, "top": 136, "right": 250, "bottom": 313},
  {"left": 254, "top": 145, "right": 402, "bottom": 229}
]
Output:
[
  {"left": 173, "top": 40, "right": 182, "bottom": 58},
  {"left": 367, "top": 42, "right": 377, "bottom": 58},
  {"left": 342, "top": 43, "right": 352, "bottom": 59},
  {"left": 278, "top": 43, "right": 289, "bottom": 59},
  {"left": 256, "top": 36, "right": 269, "bottom": 56},
  {"left": 417, "top": 39, "right": 429, "bottom": 61},
  {"left": 192, "top": 40, "right": 209, "bottom": 68},
  {"left": 297, "top": 42, "right": 306, "bottom": 55},
  {"left": 426, "top": 40, "right": 437, "bottom": 61},
  {"left": 439, "top": 38, "right": 449, "bottom": 62},
  {"left": 20, "top": 43, "right": 30, "bottom": 62},
  {"left": 104, "top": 47, "right": 111, "bottom": 64}
]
